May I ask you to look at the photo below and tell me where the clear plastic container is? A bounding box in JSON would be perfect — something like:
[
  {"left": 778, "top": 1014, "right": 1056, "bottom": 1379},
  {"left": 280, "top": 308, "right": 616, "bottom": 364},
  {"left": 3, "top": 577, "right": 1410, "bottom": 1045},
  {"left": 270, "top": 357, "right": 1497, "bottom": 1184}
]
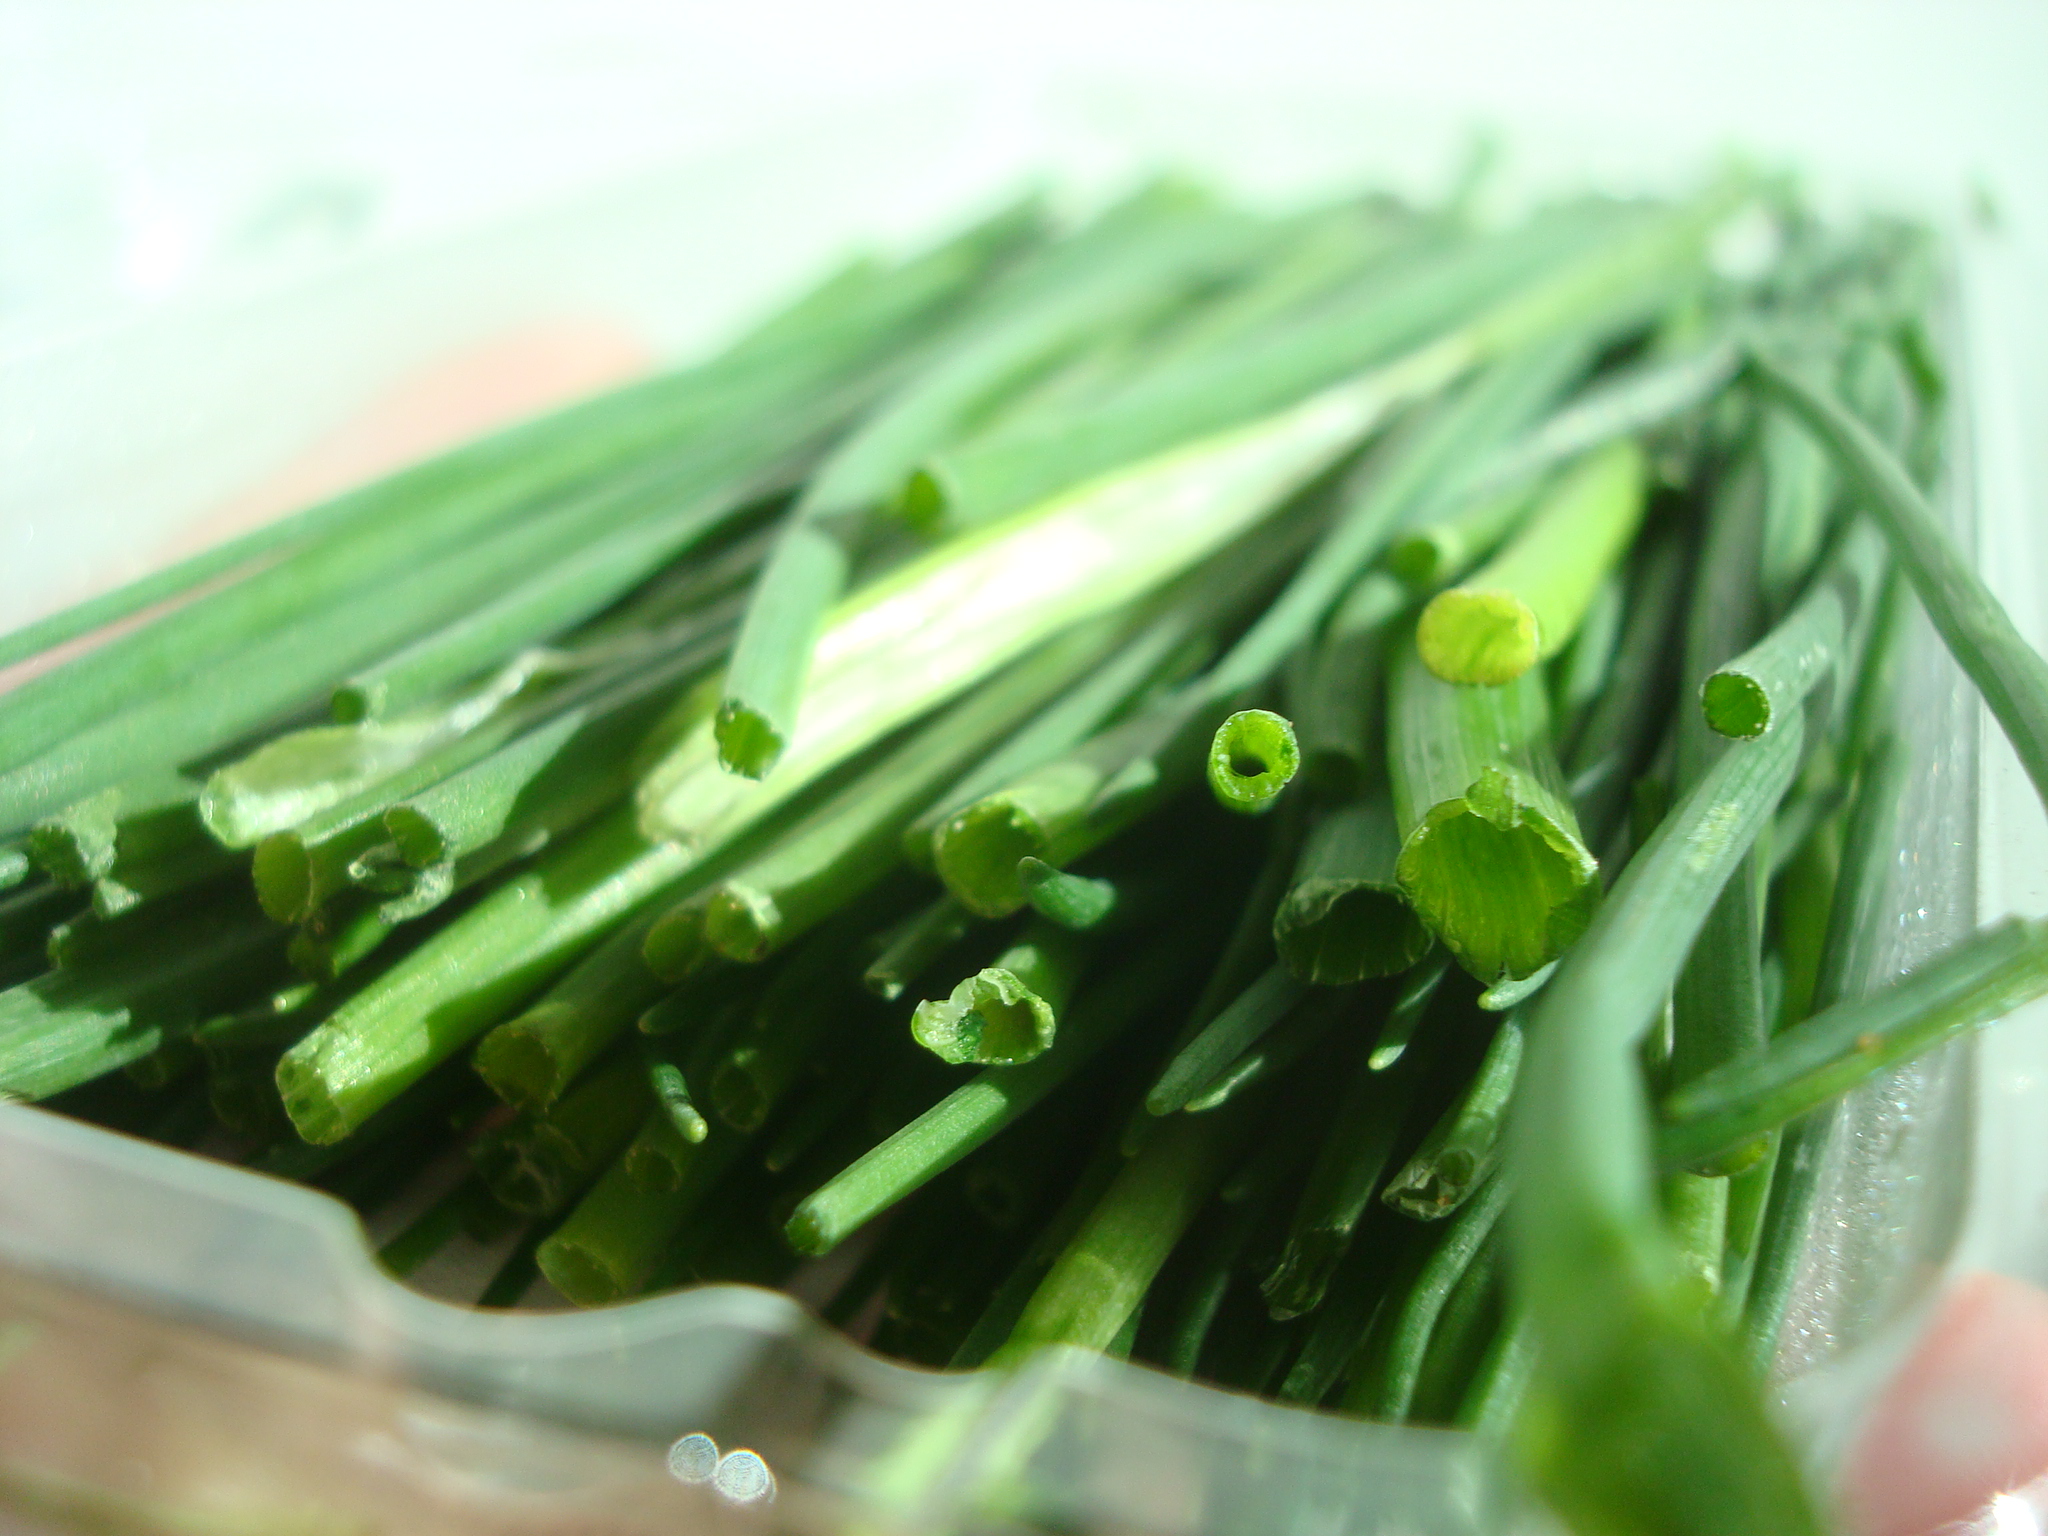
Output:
[{"left": 0, "top": 86, "right": 2040, "bottom": 1535}]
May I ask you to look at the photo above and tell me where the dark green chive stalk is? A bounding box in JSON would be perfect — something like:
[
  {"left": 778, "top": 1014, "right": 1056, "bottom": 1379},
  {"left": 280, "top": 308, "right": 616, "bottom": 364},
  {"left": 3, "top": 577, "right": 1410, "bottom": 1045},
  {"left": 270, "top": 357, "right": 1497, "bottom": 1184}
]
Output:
[
  {"left": 1181, "top": 991, "right": 1349, "bottom": 1113},
  {"left": 28, "top": 773, "right": 233, "bottom": 920},
  {"left": 1509, "top": 706, "right": 1818, "bottom": 1534},
  {"left": 1701, "top": 522, "right": 1888, "bottom": 740},
  {"left": 1263, "top": 1022, "right": 1439, "bottom": 1319},
  {"left": 1661, "top": 917, "right": 2048, "bottom": 1171},
  {"left": 910, "top": 920, "right": 1092, "bottom": 1067},
  {"left": 0, "top": 901, "right": 282, "bottom": 1100},
  {"left": 1754, "top": 352, "right": 2048, "bottom": 815},
  {"left": 1415, "top": 440, "right": 1648, "bottom": 687},
  {"left": 1272, "top": 792, "right": 1431, "bottom": 985},
  {"left": 471, "top": 910, "right": 669, "bottom": 1111},
  {"left": 1383, "top": 1012, "right": 1524, "bottom": 1219},
  {"left": 1408, "top": 1229, "right": 1507, "bottom": 1422},
  {"left": 1368, "top": 949, "right": 1452, "bottom": 1069},
  {"left": 785, "top": 939, "right": 1183, "bottom": 1255},
  {"left": 1292, "top": 571, "right": 1408, "bottom": 798},
  {"left": 1344, "top": 1172, "right": 1510, "bottom": 1419},
  {"left": 862, "top": 896, "right": 974, "bottom": 1000},
  {"left": 696, "top": 622, "right": 1118, "bottom": 964},
  {"left": 276, "top": 807, "right": 693, "bottom": 1142},
  {"left": 470, "top": 1050, "right": 653, "bottom": 1216},
  {"left": 707, "top": 926, "right": 871, "bottom": 1134},
  {"left": 1387, "top": 640, "right": 1599, "bottom": 985},
  {"left": 1144, "top": 964, "right": 1306, "bottom": 1117},
  {"left": 1549, "top": 568, "right": 1626, "bottom": 751},
  {"left": 1563, "top": 523, "right": 1692, "bottom": 844},
  {"left": 1757, "top": 403, "right": 1837, "bottom": 617},
  {"left": 1206, "top": 709, "right": 1300, "bottom": 813},
  {"left": 987, "top": 1097, "right": 1262, "bottom": 1364},
  {"left": 713, "top": 195, "right": 1271, "bottom": 777}
]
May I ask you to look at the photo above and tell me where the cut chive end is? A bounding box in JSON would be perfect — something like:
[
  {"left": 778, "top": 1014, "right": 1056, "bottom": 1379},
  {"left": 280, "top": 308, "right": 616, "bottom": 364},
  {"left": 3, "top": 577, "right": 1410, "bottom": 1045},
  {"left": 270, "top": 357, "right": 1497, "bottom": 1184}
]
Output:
[
  {"left": 895, "top": 467, "right": 950, "bottom": 536},
  {"left": 1396, "top": 770, "right": 1599, "bottom": 984},
  {"left": 1207, "top": 710, "right": 1300, "bottom": 815},
  {"left": 251, "top": 834, "right": 315, "bottom": 924},
  {"left": 273, "top": 1048, "right": 351, "bottom": 1146},
  {"left": 783, "top": 1201, "right": 836, "bottom": 1258},
  {"left": 1701, "top": 672, "right": 1773, "bottom": 739},
  {"left": 1416, "top": 590, "right": 1540, "bottom": 686},
  {"left": 710, "top": 1047, "right": 775, "bottom": 1133},
  {"left": 712, "top": 701, "right": 783, "bottom": 781},
  {"left": 472, "top": 1014, "right": 568, "bottom": 1111},
  {"left": 643, "top": 901, "right": 714, "bottom": 982},
  {"left": 382, "top": 805, "right": 447, "bottom": 867},
  {"left": 1018, "top": 856, "right": 1118, "bottom": 930},
  {"left": 328, "top": 681, "right": 380, "bottom": 724},
  {"left": 933, "top": 798, "right": 1048, "bottom": 918},
  {"left": 536, "top": 1238, "right": 628, "bottom": 1307},
  {"left": 1261, "top": 1229, "right": 1347, "bottom": 1321},
  {"left": 1385, "top": 533, "right": 1451, "bottom": 590},
  {"left": 704, "top": 885, "right": 780, "bottom": 963},
  {"left": 911, "top": 966, "right": 1056, "bottom": 1066},
  {"left": 1273, "top": 881, "right": 1432, "bottom": 986}
]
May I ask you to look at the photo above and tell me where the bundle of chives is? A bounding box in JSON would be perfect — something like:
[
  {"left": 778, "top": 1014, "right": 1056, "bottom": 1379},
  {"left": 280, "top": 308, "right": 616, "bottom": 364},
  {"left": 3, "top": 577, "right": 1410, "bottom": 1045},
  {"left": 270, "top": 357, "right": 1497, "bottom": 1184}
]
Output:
[{"left": 11, "top": 180, "right": 2033, "bottom": 1536}]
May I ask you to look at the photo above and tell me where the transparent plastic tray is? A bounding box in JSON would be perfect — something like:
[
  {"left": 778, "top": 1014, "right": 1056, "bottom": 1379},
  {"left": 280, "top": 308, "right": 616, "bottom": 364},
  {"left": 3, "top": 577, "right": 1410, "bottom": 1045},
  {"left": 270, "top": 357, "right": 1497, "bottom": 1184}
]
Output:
[{"left": 0, "top": 86, "right": 2034, "bottom": 1535}]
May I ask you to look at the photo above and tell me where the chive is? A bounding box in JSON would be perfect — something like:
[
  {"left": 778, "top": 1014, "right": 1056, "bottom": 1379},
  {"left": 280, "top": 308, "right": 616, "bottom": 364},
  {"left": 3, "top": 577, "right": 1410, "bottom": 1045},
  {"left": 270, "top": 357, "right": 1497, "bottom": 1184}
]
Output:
[
  {"left": 910, "top": 920, "right": 1091, "bottom": 1067},
  {"left": 276, "top": 806, "right": 693, "bottom": 1142},
  {"left": 470, "top": 1050, "right": 651, "bottom": 1217},
  {"left": 1415, "top": 440, "right": 1648, "bottom": 686},
  {"left": 1264, "top": 1022, "right": 1438, "bottom": 1319},
  {"left": 537, "top": 1119, "right": 748, "bottom": 1305},
  {"left": 643, "top": 356, "right": 1407, "bottom": 860},
  {"left": 1145, "top": 964, "right": 1305, "bottom": 1117},
  {"left": 785, "top": 939, "right": 1181, "bottom": 1254},
  {"left": 1343, "top": 1172, "right": 1508, "bottom": 1418},
  {"left": 1757, "top": 403, "right": 1836, "bottom": 617},
  {"left": 1017, "top": 857, "right": 1120, "bottom": 930},
  {"left": 707, "top": 932, "right": 866, "bottom": 1136},
  {"left": 1408, "top": 1227, "right": 1505, "bottom": 1422},
  {"left": 698, "top": 623, "right": 1116, "bottom": 964},
  {"left": 1563, "top": 522, "right": 1691, "bottom": 844},
  {"left": 1456, "top": 1307, "right": 1537, "bottom": 1433},
  {"left": 471, "top": 910, "right": 668, "bottom": 1111},
  {"left": 1549, "top": 567, "right": 1626, "bottom": 749},
  {"left": 1181, "top": 993, "right": 1345, "bottom": 1114},
  {"left": 714, "top": 196, "right": 1269, "bottom": 776},
  {"left": 1292, "top": 572, "right": 1409, "bottom": 798},
  {"left": 1387, "top": 639, "right": 1597, "bottom": 984},
  {"left": 763, "top": 1050, "right": 889, "bottom": 1174},
  {"left": 1753, "top": 350, "right": 2048, "bottom": 814},
  {"left": 1702, "top": 523, "right": 1887, "bottom": 740},
  {"left": 1206, "top": 709, "right": 1300, "bottom": 814},
  {"left": 379, "top": 1176, "right": 499, "bottom": 1278},
  {"left": 862, "top": 896, "right": 973, "bottom": 1000},
  {"left": 1662, "top": 917, "right": 2048, "bottom": 1170},
  {"left": 1509, "top": 704, "right": 1815, "bottom": 1532},
  {"left": 193, "top": 981, "right": 321, "bottom": 1068},
  {"left": 1276, "top": 1209, "right": 1414, "bottom": 1404},
  {"left": 908, "top": 202, "right": 1647, "bottom": 532},
  {"left": 1368, "top": 949, "right": 1452, "bottom": 1069},
  {"left": 1384, "top": 1012, "right": 1522, "bottom": 1219},
  {"left": 987, "top": 1099, "right": 1259, "bottom": 1364},
  {"left": 27, "top": 773, "right": 230, "bottom": 911},
  {"left": 1385, "top": 484, "right": 1543, "bottom": 591},
  {"left": 637, "top": 963, "right": 763, "bottom": 1039},
  {"left": 1272, "top": 792, "right": 1431, "bottom": 985},
  {"left": 0, "top": 902, "right": 281, "bottom": 1100}
]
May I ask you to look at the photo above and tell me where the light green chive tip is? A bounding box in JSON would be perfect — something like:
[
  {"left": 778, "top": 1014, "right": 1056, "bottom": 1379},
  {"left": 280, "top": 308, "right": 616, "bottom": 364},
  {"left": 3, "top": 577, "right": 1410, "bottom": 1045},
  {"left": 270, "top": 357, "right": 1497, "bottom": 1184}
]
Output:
[{"left": 1207, "top": 709, "right": 1299, "bottom": 814}]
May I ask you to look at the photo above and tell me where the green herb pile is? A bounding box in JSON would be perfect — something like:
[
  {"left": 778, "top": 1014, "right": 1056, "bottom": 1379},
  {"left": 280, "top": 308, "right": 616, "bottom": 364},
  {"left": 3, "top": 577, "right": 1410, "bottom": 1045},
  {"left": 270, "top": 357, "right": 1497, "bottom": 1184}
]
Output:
[{"left": 5, "top": 173, "right": 2048, "bottom": 1536}]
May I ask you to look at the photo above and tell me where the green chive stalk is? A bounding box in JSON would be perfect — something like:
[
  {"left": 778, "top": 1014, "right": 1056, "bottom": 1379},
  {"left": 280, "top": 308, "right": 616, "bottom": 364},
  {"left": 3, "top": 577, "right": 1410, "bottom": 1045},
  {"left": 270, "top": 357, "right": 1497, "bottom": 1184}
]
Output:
[
  {"left": 862, "top": 896, "right": 974, "bottom": 1000},
  {"left": 1415, "top": 440, "right": 1648, "bottom": 687},
  {"left": 276, "top": 806, "right": 693, "bottom": 1142},
  {"left": 1016, "top": 858, "right": 1122, "bottom": 930},
  {"left": 1206, "top": 709, "right": 1300, "bottom": 813},
  {"left": 470, "top": 1049, "right": 652, "bottom": 1216},
  {"left": 1369, "top": 949, "right": 1452, "bottom": 1069},
  {"left": 910, "top": 920, "right": 1092, "bottom": 1067},
  {"left": 28, "top": 773, "right": 232, "bottom": 919},
  {"left": 1387, "top": 640, "right": 1599, "bottom": 985},
  {"left": 1752, "top": 351, "right": 2048, "bottom": 816},
  {"left": 1383, "top": 1012, "right": 1524, "bottom": 1219},
  {"left": 1509, "top": 704, "right": 1818, "bottom": 1534},
  {"left": 1145, "top": 964, "right": 1305, "bottom": 1117},
  {"left": 1272, "top": 792, "right": 1431, "bottom": 984},
  {"left": 1292, "top": 571, "right": 1408, "bottom": 798},
  {"left": 785, "top": 939, "right": 1182, "bottom": 1255}
]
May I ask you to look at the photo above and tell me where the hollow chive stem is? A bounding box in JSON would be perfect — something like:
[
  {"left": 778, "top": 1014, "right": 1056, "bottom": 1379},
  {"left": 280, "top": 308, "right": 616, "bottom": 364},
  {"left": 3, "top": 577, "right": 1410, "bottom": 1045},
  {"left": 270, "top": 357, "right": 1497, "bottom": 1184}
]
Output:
[
  {"left": 987, "top": 1100, "right": 1260, "bottom": 1364},
  {"left": 1263, "top": 1022, "right": 1438, "bottom": 1319},
  {"left": 1017, "top": 858, "right": 1119, "bottom": 930},
  {"left": 276, "top": 806, "right": 695, "bottom": 1143},
  {"left": 1752, "top": 350, "right": 2048, "bottom": 816},
  {"left": 1509, "top": 706, "right": 1816, "bottom": 1532},
  {"left": 537, "top": 1118, "right": 748, "bottom": 1306},
  {"left": 785, "top": 940, "right": 1181, "bottom": 1255},
  {"left": 1383, "top": 1012, "right": 1523, "bottom": 1219},
  {"left": 642, "top": 351, "right": 1413, "bottom": 858},
  {"left": 469, "top": 1049, "right": 652, "bottom": 1216},
  {"left": 1414, "top": 439, "right": 1647, "bottom": 687},
  {"left": 1206, "top": 709, "right": 1300, "bottom": 814},
  {"left": 471, "top": 910, "right": 669, "bottom": 1111},
  {"left": 1145, "top": 964, "right": 1305, "bottom": 1117},
  {"left": 1702, "top": 522, "right": 1888, "bottom": 739},
  {"left": 378, "top": 1176, "right": 499, "bottom": 1278},
  {"left": 707, "top": 926, "right": 868, "bottom": 1134},
  {"left": 1661, "top": 917, "right": 2048, "bottom": 1171},
  {"left": 1387, "top": 638, "right": 1598, "bottom": 985},
  {"left": 1293, "top": 571, "right": 1409, "bottom": 798},
  {"left": 1272, "top": 792, "right": 1431, "bottom": 984},
  {"left": 862, "top": 896, "right": 974, "bottom": 1000},
  {"left": 28, "top": 773, "right": 233, "bottom": 920},
  {"left": 911, "top": 920, "right": 1091, "bottom": 1067},
  {"left": 1343, "top": 1172, "right": 1509, "bottom": 1419},
  {"left": 698, "top": 622, "right": 1116, "bottom": 965},
  {"left": 1408, "top": 1228, "right": 1505, "bottom": 1422}
]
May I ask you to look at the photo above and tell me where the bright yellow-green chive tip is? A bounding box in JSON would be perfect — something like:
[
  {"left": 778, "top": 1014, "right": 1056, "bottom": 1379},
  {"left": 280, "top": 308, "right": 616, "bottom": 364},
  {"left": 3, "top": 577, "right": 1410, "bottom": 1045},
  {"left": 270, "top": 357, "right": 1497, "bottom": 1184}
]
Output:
[{"left": 1415, "top": 589, "right": 1540, "bottom": 686}]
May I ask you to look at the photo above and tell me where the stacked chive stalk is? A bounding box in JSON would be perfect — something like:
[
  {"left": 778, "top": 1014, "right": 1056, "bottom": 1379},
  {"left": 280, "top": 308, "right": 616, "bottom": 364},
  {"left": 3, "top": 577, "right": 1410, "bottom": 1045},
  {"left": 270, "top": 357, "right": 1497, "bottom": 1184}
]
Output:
[{"left": 5, "top": 173, "right": 2048, "bottom": 1536}]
